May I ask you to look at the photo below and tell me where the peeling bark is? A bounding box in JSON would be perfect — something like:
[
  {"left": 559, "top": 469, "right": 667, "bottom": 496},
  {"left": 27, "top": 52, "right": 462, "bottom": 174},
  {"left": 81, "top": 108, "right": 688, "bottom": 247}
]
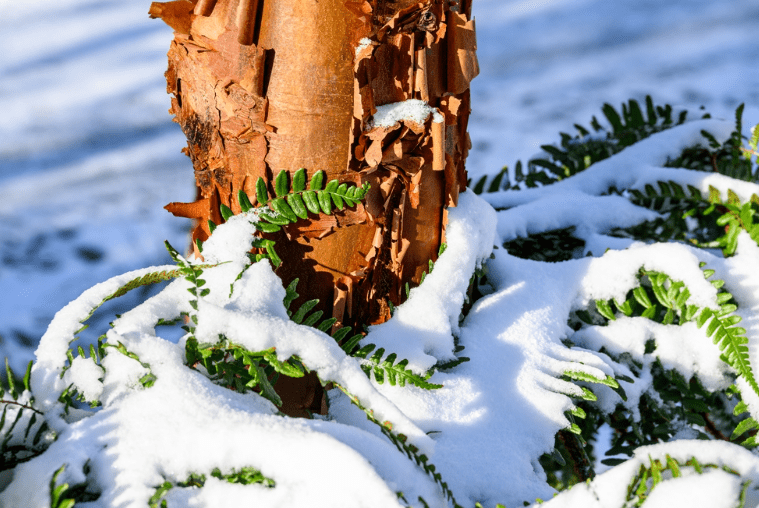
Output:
[{"left": 151, "top": 0, "right": 478, "bottom": 415}]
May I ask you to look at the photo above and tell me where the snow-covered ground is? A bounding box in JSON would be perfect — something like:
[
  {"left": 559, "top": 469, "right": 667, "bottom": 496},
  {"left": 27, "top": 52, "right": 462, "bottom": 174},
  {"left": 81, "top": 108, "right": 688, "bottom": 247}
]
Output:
[{"left": 1, "top": 0, "right": 758, "bottom": 373}]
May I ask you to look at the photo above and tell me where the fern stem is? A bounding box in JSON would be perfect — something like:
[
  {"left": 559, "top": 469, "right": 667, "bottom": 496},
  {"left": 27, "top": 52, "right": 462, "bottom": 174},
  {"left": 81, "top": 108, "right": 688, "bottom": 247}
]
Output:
[
  {"left": 700, "top": 412, "right": 729, "bottom": 441},
  {"left": 0, "top": 399, "right": 44, "bottom": 415}
]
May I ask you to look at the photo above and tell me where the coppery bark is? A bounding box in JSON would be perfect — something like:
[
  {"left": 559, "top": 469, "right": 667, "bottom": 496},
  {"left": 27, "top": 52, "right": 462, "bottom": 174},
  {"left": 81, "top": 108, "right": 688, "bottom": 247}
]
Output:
[{"left": 150, "top": 0, "right": 477, "bottom": 414}]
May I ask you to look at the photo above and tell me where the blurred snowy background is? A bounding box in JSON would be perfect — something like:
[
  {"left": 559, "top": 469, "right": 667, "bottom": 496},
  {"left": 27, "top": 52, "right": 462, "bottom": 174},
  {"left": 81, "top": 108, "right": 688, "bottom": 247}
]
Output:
[{"left": 1, "top": 0, "right": 758, "bottom": 371}]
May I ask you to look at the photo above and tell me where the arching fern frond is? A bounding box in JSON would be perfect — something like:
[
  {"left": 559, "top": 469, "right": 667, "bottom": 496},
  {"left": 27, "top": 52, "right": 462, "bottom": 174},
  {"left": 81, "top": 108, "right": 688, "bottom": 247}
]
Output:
[
  {"left": 587, "top": 265, "right": 759, "bottom": 405},
  {"left": 472, "top": 96, "right": 692, "bottom": 193},
  {"left": 250, "top": 168, "right": 370, "bottom": 232},
  {"left": 335, "top": 384, "right": 462, "bottom": 508},
  {"left": 207, "top": 169, "right": 370, "bottom": 268},
  {"left": 1, "top": 360, "right": 52, "bottom": 473},
  {"left": 353, "top": 345, "right": 443, "bottom": 390}
]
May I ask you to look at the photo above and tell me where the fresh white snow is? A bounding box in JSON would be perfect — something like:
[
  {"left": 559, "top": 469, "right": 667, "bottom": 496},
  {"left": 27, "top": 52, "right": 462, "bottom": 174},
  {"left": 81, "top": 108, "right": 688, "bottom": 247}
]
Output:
[{"left": 2, "top": 1, "right": 759, "bottom": 507}]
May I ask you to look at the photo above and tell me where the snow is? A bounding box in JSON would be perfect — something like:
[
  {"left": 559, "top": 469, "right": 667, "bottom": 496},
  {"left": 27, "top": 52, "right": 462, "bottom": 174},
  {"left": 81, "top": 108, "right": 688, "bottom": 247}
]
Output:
[
  {"left": 63, "top": 356, "right": 105, "bottom": 403},
  {"left": 467, "top": 0, "right": 759, "bottom": 178},
  {"left": 542, "top": 440, "right": 759, "bottom": 508},
  {"left": 355, "top": 37, "right": 373, "bottom": 56},
  {"left": 4, "top": 211, "right": 451, "bottom": 507},
  {"left": 370, "top": 99, "right": 444, "bottom": 129},
  {"left": 2, "top": 0, "right": 757, "bottom": 371},
  {"left": 363, "top": 191, "right": 497, "bottom": 372},
  {"left": 2, "top": 1, "right": 759, "bottom": 507}
]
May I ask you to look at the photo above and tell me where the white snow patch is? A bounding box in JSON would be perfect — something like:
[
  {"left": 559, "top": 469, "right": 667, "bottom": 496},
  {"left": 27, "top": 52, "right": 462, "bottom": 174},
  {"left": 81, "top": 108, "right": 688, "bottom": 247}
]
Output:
[{"left": 371, "top": 99, "right": 444, "bottom": 129}]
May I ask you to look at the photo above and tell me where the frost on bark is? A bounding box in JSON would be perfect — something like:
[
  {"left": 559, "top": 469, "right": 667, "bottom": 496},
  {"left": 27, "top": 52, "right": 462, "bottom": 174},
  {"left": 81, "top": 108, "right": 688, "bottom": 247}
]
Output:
[{"left": 150, "top": 0, "right": 478, "bottom": 415}]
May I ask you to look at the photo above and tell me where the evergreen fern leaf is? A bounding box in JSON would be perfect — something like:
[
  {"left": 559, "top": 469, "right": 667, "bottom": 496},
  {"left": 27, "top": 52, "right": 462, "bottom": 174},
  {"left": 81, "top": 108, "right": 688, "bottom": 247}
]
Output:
[
  {"left": 310, "top": 170, "right": 325, "bottom": 190},
  {"left": 238, "top": 190, "right": 253, "bottom": 212},
  {"left": 291, "top": 299, "right": 319, "bottom": 324},
  {"left": 257, "top": 210, "right": 290, "bottom": 226},
  {"left": 331, "top": 326, "right": 353, "bottom": 343},
  {"left": 292, "top": 168, "right": 307, "bottom": 192},
  {"left": 302, "top": 190, "right": 320, "bottom": 214},
  {"left": 695, "top": 298, "right": 759, "bottom": 401},
  {"left": 256, "top": 177, "right": 268, "bottom": 206},
  {"left": 5, "top": 358, "right": 18, "bottom": 400},
  {"left": 270, "top": 197, "right": 298, "bottom": 223},
  {"left": 354, "top": 344, "right": 443, "bottom": 390},
  {"left": 286, "top": 193, "right": 308, "bottom": 220},
  {"left": 274, "top": 169, "right": 289, "bottom": 198},
  {"left": 731, "top": 416, "right": 759, "bottom": 441},
  {"left": 253, "top": 221, "right": 281, "bottom": 233},
  {"left": 563, "top": 370, "right": 619, "bottom": 389},
  {"left": 317, "top": 189, "right": 332, "bottom": 214},
  {"left": 49, "top": 465, "right": 76, "bottom": 508},
  {"left": 220, "top": 204, "right": 234, "bottom": 221}
]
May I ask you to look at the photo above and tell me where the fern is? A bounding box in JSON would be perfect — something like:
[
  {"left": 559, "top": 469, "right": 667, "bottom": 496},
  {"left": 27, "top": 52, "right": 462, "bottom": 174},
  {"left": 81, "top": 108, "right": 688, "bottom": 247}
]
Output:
[
  {"left": 560, "top": 265, "right": 759, "bottom": 476},
  {"left": 589, "top": 265, "right": 759, "bottom": 401},
  {"left": 205, "top": 168, "right": 370, "bottom": 268},
  {"left": 281, "top": 278, "right": 365, "bottom": 354},
  {"left": 353, "top": 344, "right": 443, "bottom": 390},
  {"left": 254, "top": 168, "right": 371, "bottom": 219},
  {"left": 165, "top": 240, "right": 208, "bottom": 341},
  {"left": 335, "top": 384, "right": 462, "bottom": 508},
  {"left": 624, "top": 455, "right": 745, "bottom": 508},
  {"left": 617, "top": 179, "right": 759, "bottom": 255},
  {"left": 184, "top": 338, "right": 304, "bottom": 408},
  {"left": 731, "top": 397, "right": 759, "bottom": 447},
  {"left": 0, "top": 359, "right": 52, "bottom": 472},
  {"left": 472, "top": 96, "right": 691, "bottom": 194},
  {"left": 49, "top": 465, "right": 76, "bottom": 508},
  {"left": 712, "top": 199, "right": 759, "bottom": 256},
  {"left": 280, "top": 280, "right": 438, "bottom": 389},
  {"left": 666, "top": 104, "right": 759, "bottom": 182},
  {"left": 150, "top": 466, "right": 275, "bottom": 507}
]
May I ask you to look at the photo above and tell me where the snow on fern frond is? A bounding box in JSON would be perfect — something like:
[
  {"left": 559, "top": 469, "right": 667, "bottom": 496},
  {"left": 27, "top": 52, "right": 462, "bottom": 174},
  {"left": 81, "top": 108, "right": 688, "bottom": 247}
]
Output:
[
  {"left": 541, "top": 440, "right": 759, "bottom": 508},
  {"left": 363, "top": 191, "right": 497, "bottom": 374},
  {"left": 482, "top": 119, "right": 738, "bottom": 210}
]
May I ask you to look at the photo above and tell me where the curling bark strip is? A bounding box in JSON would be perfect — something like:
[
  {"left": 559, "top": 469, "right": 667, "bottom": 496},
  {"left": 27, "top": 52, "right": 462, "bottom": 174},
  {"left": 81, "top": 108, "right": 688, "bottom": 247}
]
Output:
[{"left": 149, "top": 0, "right": 478, "bottom": 412}]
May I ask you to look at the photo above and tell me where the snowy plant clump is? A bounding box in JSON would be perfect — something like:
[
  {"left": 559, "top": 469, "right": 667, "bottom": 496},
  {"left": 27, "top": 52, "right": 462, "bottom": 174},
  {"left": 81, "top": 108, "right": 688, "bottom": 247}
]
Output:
[{"left": 2, "top": 102, "right": 759, "bottom": 508}]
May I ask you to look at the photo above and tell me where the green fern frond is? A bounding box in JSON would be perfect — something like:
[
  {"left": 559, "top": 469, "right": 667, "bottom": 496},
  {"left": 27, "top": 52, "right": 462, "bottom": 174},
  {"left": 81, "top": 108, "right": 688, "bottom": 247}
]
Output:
[
  {"left": 212, "top": 170, "right": 369, "bottom": 268},
  {"left": 563, "top": 370, "right": 619, "bottom": 389},
  {"left": 731, "top": 397, "right": 759, "bottom": 447},
  {"left": 625, "top": 456, "right": 739, "bottom": 507},
  {"left": 335, "top": 384, "right": 462, "bottom": 508},
  {"left": 150, "top": 467, "right": 275, "bottom": 508},
  {"left": 696, "top": 306, "right": 758, "bottom": 394},
  {"left": 473, "top": 96, "right": 690, "bottom": 195},
  {"left": 49, "top": 464, "right": 76, "bottom": 508},
  {"left": 184, "top": 338, "right": 306, "bottom": 408},
  {"left": 1, "top": 359, "right": 52, "bottom": 472},
  {"left": 280, "top": 280, "right": 363, "bottom": 354},
  {"left": 587, "top": 265, "right": 759, "bottom": 413},
  {"left": 353, "top": 344, "right": 443, "bottom": 390},
  {"left": 247, "top": 169, "right": 370, "bottom": 233}
]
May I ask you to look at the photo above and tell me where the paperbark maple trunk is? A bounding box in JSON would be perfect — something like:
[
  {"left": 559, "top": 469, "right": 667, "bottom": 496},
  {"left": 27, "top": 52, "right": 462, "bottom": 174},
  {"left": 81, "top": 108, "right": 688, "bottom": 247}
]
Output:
[{"left": 149, "top": 0, "right": 478, "bottom": 415}]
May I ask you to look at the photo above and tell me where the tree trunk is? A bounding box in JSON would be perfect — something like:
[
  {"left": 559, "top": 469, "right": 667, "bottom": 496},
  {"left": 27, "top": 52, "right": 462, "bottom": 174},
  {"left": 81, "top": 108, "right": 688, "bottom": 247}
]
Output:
[{"left": 149, "top": 0, "right": 478, "bottom": 415}]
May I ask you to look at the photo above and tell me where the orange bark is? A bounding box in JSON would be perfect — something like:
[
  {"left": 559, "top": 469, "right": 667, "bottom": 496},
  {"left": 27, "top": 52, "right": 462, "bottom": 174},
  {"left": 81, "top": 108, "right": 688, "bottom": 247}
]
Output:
[{"left": 150, "top": 0, "right": 478, "bottom": 414}]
